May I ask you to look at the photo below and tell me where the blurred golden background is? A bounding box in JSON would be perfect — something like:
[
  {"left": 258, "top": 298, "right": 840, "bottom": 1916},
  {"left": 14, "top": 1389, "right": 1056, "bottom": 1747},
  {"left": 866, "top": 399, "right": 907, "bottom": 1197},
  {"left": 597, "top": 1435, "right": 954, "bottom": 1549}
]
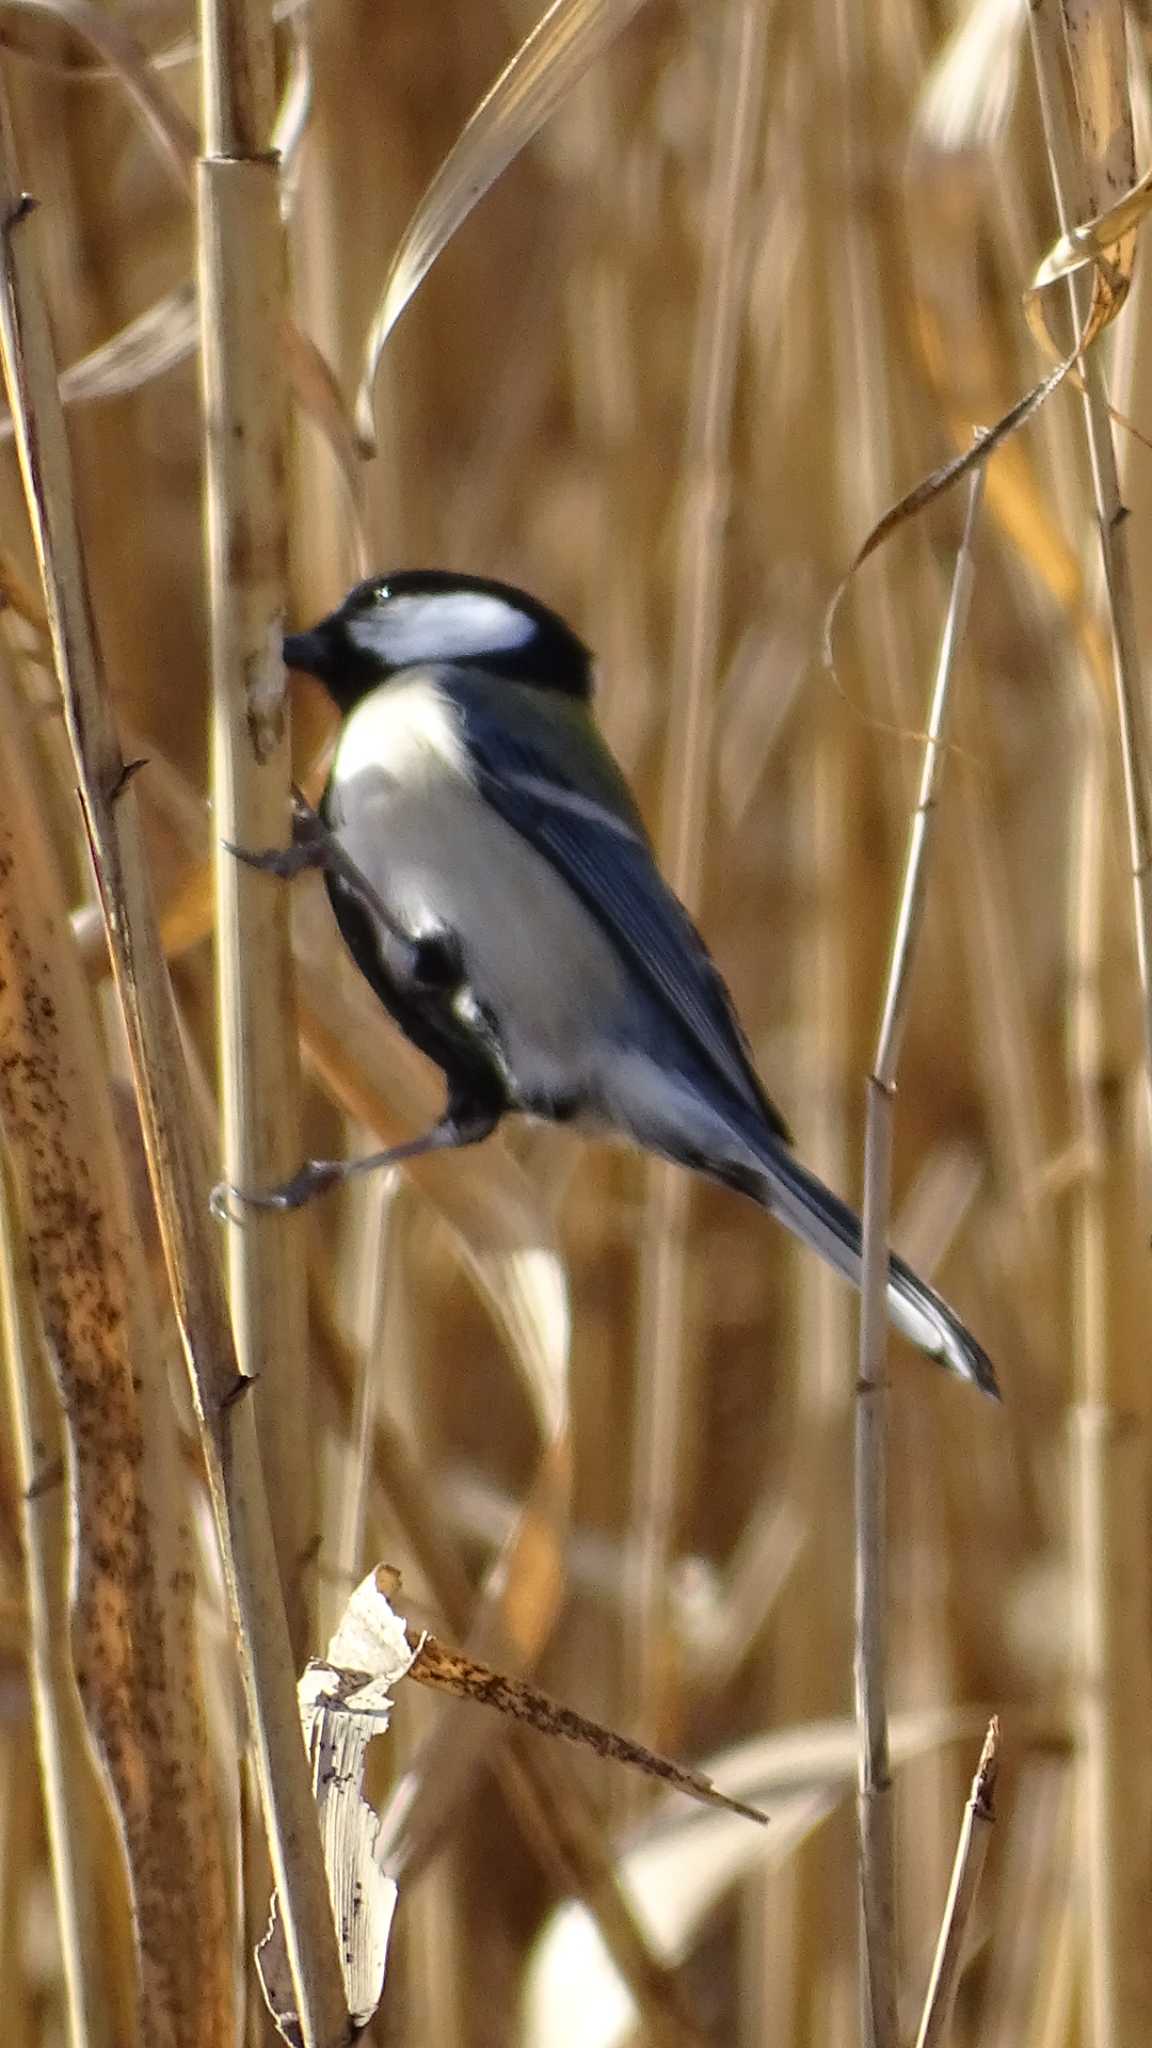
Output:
[{"left": 0, "top": 0, "right": 1149, "bottom": 2042}]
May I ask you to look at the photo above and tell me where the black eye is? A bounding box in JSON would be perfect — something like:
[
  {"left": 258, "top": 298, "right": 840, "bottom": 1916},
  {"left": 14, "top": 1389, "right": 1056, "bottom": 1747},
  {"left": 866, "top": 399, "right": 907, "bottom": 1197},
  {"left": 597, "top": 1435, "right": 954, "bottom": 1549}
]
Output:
[{"left": 374, "top": 585, "right": 390, "bottom": 605}]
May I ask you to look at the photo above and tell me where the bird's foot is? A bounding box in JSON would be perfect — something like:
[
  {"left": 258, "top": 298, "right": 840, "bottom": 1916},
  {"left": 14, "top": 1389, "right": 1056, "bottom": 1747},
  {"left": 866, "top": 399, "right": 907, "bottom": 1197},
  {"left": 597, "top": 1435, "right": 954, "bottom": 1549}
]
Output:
[
  {"left": 210, "top": 1158, "right": 346, "bottom": 1218},
  {"left": 224, "top": 790, "right": 335, "bottom": 880}
]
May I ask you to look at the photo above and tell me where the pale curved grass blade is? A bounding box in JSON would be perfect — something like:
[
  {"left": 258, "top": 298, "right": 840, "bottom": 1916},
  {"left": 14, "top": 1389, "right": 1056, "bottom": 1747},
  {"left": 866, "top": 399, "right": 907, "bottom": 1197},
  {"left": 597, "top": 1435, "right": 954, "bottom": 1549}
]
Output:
[
  {"left": 354, "top": 0, "right": 653, "bottom": 454},
  {"left": 0, "top": 284, "right": 197, "bottom": 439}
]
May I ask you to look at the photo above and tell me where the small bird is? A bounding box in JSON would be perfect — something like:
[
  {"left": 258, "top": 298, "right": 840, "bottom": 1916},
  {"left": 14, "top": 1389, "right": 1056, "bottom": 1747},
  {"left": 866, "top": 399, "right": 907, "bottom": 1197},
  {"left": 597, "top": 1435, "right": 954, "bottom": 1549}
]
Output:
[{"left": 248, "top": 569, "right": 996, "bottom": 1397}]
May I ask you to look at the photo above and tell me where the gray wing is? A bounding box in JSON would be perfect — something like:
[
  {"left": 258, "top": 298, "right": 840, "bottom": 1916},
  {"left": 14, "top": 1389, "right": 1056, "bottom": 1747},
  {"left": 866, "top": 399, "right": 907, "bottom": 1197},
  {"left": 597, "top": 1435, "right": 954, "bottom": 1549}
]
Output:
[{"left": 453, "top": 687, "right": 791, "bottom": 1144}]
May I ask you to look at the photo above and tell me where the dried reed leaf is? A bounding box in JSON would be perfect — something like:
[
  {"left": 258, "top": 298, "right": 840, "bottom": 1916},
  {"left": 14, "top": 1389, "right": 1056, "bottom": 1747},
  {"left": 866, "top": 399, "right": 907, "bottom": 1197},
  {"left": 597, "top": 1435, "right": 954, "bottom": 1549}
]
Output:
[
  {"left": 405, "top": 1622, "right": 767, "bottom": 1826},
  {"left": 353, "top": 0, "right": 653, "bottom": 453}
]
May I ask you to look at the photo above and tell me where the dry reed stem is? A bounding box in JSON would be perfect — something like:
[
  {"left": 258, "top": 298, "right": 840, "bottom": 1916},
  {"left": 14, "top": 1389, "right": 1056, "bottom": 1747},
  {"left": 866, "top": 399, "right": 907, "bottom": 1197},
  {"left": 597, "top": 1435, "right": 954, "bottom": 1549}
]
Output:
[
  {"left": 1028, "top": 8, "right": 1152, "bottom": 2043},
  {"left": 856, "top": 469, "right": 984, "bottom": 2048},
  {"left": 628, "top": 0, "right": 767, "bottom": 1748},
  {"left": 197, "top": 0, "right": 314, "bottom": 1652},
  {"left": 1065, "top": 685, "right": 1152, "bottom": 2042},
  {"left": 913, "top": 1718, "right": 999, "bottom": 2048},
  {"left": 0, "top": 1147, "right": 121, "bottom": 2048},
  {"left": 0, "top": 661, "right": 231, "bottom": 2044},
  {"left": 1027, "top": 1, "right": 1152, "bottom": 1089},
  {"left": 0, "top": 82, "right": 349, "bottom": 2048}
]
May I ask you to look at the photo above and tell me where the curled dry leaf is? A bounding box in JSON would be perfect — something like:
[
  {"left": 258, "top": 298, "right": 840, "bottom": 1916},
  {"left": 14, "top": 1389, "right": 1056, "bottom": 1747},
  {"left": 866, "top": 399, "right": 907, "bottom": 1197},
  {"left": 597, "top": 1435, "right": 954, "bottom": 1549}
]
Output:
[
  {"left": 354, "top": 0, "right": 654, "bottom": 454},
  {"left": 258, "top": 1570, "right": 415, "bottom": 2039},
  {"left": 1031, "top": 161, "right": 1152, "bottom": 292},
  {"left": 824, "top": 265, "right": 1124, "bottom": 677}
]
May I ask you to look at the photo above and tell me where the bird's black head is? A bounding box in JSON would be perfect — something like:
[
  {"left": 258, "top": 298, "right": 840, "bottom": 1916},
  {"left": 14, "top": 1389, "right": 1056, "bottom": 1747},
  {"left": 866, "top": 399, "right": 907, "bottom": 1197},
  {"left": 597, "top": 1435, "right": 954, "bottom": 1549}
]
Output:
[{"left": 284, "top": 570, "right": 594, "bottom": 715}]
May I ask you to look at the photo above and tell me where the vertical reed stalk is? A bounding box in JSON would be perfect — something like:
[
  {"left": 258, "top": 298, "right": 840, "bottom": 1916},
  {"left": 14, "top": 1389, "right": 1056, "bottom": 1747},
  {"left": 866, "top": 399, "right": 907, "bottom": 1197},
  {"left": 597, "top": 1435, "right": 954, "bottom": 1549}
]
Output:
[
  {"left": 198, "top": 0, "right": 314, "bottom": 1654},
  {"left": 628, "top": 0, "right": 767, "bottom": 1745},
  {"left": 1030, "top": 10, "right": 1152, "bottom": 2042},
  {"left": 1027, "top": 0, "right": 1152, "bottom": 1096},
  {"left": 856, "top": 471, "right": 984, "bottom": 2048},
  {"left": 0, "top": 81, "right": 349, "bottom": 2048}
]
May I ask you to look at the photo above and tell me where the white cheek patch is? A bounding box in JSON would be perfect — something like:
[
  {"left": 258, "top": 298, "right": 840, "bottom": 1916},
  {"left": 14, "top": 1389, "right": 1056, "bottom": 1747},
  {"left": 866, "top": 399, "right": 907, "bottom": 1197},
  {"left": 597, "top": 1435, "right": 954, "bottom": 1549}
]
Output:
[{"left": 349, "top": 591, "right": 538, "bottom": 666}]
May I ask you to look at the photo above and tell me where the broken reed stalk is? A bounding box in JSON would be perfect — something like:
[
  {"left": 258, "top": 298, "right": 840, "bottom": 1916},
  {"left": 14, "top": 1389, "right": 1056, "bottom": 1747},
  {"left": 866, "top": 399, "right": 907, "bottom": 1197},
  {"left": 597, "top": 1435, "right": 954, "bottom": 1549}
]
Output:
[
  {"left": 913, "top": 1718, "right": 999, "bottom": 2048},
  {"left": 198, "top": 0, "right": 315, "bottom": 1653},
  {"left": 628, "top": 0, "right": 767, "bottom": 1746},
  {"left": 0, "top": 84, "right": 349, "bottom": 2048},
  {"left": 855, "top": 468, "right": 984, "bottom": 2048}
]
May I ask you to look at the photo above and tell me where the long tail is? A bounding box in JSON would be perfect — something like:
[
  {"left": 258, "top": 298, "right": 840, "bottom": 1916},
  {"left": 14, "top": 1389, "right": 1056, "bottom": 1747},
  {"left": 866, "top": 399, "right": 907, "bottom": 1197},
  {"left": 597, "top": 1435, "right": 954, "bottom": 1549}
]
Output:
[{"left": 725, "top": 1133, "right": 1000, "bottom": 1399}]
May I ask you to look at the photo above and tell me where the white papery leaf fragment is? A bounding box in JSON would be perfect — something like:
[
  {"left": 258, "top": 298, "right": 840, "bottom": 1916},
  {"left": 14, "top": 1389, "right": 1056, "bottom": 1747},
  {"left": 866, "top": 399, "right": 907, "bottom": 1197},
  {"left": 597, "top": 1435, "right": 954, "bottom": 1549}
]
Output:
[{"left": 257, "top": 1570, "right": 416, "bottom": 2042}]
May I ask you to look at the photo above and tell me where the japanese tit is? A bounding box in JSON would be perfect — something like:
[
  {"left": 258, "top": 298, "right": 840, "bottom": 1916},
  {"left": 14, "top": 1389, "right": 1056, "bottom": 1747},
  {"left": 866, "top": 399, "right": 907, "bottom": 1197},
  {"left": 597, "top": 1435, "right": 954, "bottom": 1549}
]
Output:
[{"left": 276, "top": 569, "right": 997, "bottom": 1398}]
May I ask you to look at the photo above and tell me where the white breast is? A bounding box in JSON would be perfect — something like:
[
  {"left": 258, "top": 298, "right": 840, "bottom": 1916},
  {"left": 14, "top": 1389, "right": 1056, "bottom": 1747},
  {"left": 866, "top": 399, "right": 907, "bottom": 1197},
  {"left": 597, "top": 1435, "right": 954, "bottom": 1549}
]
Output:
[
  {"left": 325, "top": 688, "right": 629, "bottom": 1118},
  {"left": 332, "top": 675, "right": 469, "bottom": 791}
]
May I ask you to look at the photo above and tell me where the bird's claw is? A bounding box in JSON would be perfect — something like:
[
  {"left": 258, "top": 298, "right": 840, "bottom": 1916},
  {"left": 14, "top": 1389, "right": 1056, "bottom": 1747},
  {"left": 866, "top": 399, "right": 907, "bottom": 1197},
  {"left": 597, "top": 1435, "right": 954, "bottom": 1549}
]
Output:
[
  {"left": 210, "top": 1159, "right": 345, "bottom": 1219},
  {"left": 224, "top": 836, "right": 330, "bottom": 880},
  {"left": 224, "top": 794, "right": 333, "bottom": 879}
]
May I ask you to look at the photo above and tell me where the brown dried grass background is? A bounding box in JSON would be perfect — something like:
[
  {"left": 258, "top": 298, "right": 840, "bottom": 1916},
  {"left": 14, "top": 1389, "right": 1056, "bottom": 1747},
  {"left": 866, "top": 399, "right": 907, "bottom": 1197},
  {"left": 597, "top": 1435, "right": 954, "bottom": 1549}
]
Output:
[{"left": 0, "top": 0, "right": 1150, "bottom": 2042}]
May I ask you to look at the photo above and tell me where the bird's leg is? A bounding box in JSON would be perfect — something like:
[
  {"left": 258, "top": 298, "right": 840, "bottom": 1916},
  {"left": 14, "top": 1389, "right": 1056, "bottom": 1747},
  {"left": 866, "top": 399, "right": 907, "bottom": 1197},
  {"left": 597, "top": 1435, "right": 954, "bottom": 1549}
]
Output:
[
  {"left": 211, "top": 1101, "right": 500, "bottom": 1219},
  {"left": 226, "top": 790, "right": 422, "bottom": 971}
]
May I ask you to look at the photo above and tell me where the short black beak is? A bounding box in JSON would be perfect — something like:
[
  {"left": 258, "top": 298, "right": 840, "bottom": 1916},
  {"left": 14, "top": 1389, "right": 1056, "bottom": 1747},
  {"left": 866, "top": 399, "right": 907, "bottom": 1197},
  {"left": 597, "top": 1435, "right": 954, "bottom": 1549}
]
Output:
[{"left": 283, "top": 628, "right": 332, "bottom": 680}]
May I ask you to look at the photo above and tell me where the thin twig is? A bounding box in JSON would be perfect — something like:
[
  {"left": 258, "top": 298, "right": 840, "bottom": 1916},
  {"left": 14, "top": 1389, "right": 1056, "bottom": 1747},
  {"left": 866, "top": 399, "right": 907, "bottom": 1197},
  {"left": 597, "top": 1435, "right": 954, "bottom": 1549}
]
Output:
[
  {"left": 914, "top": 1718, "right": 1000, "bottom": 2048},
  {"left": 0, "top": 85, "right": 349, "bottom": 2048},
  {"left": 855, "top": 468, "right": 984, "bottom": 2048}
]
